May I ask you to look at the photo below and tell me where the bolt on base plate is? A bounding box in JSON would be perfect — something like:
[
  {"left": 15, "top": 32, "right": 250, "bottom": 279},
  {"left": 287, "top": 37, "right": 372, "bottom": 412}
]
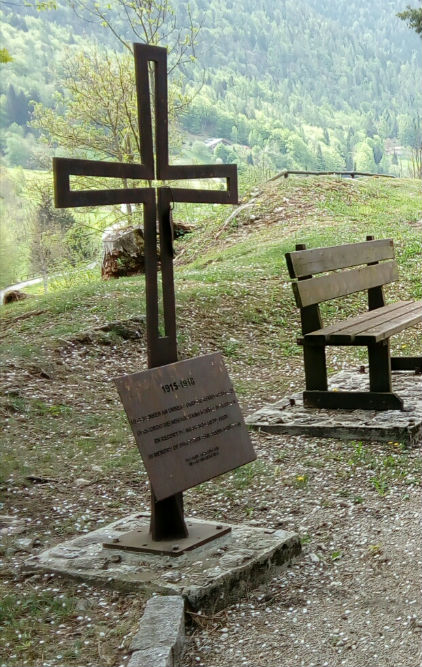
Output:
[{"left": 103, "top": 521, "right": 231, "bottom": 556}]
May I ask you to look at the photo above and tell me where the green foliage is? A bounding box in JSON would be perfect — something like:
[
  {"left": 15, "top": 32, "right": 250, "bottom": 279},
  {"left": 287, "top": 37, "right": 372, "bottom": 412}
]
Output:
[
  {"left": 397, "top": 2, "right": 422, "bottom": 36},
  {"left": 0, "top": 47, "right": 13, "bottom": 63},
  {"left": 1, "top": 0, "right": 421, "bottom": 179}
]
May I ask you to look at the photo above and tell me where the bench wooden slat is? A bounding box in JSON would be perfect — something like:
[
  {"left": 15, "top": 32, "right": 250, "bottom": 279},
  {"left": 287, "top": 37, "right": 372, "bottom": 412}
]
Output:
[
  {"left": 304, "top": 301, "right": 413, "bottom": 343},
  {"left": 333, "top": 301, "right": 414, "bottom": 338},
  {"left": 329, "top": 302, "right": 422, "bottom": 344},
  {"left": 355, "top": 300, "right": 422, "bottom": 344},
  {"left": 292, "top": 261, "right": 399, "bottom": 308},
  {"left": 286, "top": 238, "right": 394, "bottom": 278}
]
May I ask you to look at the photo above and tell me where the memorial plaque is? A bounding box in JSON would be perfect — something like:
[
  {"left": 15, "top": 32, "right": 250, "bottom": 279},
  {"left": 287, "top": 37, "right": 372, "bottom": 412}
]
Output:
[{"left": 115, "top": 353, "right": 256, "bottom": 501}]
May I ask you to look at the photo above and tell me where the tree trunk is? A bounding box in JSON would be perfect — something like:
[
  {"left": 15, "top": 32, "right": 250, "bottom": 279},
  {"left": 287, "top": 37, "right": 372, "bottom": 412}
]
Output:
[
  {"left": 101, "top": 221, "right": 191, "bottom": 280},
  {"left": 101, "top": 225, "right": 145, "bottom": 279}
]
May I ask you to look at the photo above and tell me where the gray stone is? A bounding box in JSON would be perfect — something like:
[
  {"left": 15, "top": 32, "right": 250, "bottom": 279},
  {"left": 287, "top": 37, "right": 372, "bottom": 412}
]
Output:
[
  {"left": 0, "top": 515, "right": 26, "bottom": 536},
  {"left": 22, "top": 514, "right": 301, "bottom": 612},
  {"left": 75, "top": 478, "right": 91, "bottom": 487},
  {"left": 14, "top": 537, "right": 34, "bottom": 551},
  {"left": 162, "top": 571, "right": 182, "bottom": 583},
  {"left": 309, "top": 552, "right": 320, "bottom": 563},
  {"left": 246, "top": 369, "right": 422, "bottom": 446},
  {"left": 129, "top": 596, "right": 185, "bottom": 667},
  {"left": 129, "top": 646, "right": 174, "bottom": 667}
]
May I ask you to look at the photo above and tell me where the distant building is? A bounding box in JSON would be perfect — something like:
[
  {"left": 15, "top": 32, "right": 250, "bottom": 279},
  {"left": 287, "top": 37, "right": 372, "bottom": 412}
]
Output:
[{"left": 204, "top": 138, "right": 232, "bottom": 150}]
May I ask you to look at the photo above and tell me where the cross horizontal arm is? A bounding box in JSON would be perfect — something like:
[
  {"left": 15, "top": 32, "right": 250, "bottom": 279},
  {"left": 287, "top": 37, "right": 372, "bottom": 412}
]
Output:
[
  {"left": 53, "top": 157, "right": 153, "bottom": 208},
  {"left": 170, "top": 186, "right": 237, "bottom": 205},
  {"left": 162, "top": 164, "right": 238, "bottom": 205}
]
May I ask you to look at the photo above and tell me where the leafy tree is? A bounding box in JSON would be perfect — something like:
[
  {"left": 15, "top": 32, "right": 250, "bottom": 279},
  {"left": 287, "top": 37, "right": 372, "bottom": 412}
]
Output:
[
  {"left": 190, "top": 140, "right": 213, "bottom": 163},
  {"left": 214, "top": 142, "right": 235, "bottom": 163},
  {"left": 6, "top": 85, "right": 31, "bottom": 126},
  {"left": 287, "top": 133, "right": 315, "bottom": 170},
  {"left": 0, "top": 169, "right": 28, "bottom": 287},
  {"left": 315, "top": 143, "right": 325, "bottom": 170},
  {"left": 33, "top": 47, "right": 139, "bottom": 163},
  {"left": 369, "top": 137, "right": 384, "bottom": 165},
  {"left": 409, "top": 144, "right": 422, "bottom": 178},
  {"left": 2, "top": 0, "right": 422, "bottom": 175},
  {"left": 28, "top": 185, "right": 75, "bottom": 292},
  {"left": 32, "top": 46, "right": 149, "bottom": 228},
  {"left": 364, "top": 113, "right": 377, "bottom": 138},
  {"left": 354, "top": 140, "right": 377, "bottom": 172},
  {"left": 4, "top": 124, "right": 38, "bottom": 168},
  {"left": 397, "top": 2, "right": 422, "bottom": 37},
  {"left": 68, "top": 0, "right": 199, "bottom": 73}
]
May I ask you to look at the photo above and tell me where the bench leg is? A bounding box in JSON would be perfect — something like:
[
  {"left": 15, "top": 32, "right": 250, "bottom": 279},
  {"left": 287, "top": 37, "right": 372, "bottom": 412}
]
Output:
[
  {"left": 303, "top": 344, "right": 327, "bottom": 391},
  {"left": 303, "top": 340, "right": 404, "bottom": 411},
  {"left": 368, "top": 340, "right": 392, "bottom": 393}
]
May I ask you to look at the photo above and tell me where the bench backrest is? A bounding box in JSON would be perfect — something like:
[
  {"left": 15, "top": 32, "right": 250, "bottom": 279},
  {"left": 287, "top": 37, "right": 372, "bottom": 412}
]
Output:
[{"left": 285, "top": 238, "right": 397, "bottom": 333}]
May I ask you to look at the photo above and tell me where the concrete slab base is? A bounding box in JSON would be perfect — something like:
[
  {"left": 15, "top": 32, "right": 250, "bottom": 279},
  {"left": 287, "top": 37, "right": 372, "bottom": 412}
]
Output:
[
  {"left": 246, "top": 370, "right": 422, "bottom": 446},
  {"left": 23, "top": 514, "right": 301, "bottom": 612}
]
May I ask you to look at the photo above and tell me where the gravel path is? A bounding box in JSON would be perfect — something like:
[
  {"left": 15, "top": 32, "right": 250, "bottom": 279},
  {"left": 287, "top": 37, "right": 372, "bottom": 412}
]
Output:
[{"left": 183, "top": 432, "right": 422, "bottom": 667}]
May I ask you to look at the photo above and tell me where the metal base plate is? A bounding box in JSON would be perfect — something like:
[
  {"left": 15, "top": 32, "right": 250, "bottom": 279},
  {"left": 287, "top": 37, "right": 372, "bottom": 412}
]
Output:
[{"left": 103, "top": 521, "right": 231, "bottom": 557}]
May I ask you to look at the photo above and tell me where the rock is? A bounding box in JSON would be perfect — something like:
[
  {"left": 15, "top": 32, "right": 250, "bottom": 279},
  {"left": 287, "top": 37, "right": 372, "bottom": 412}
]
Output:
[
  {"left": 129, "top": 596, "right": 185, "bottom": 667},
  {"left": 76, "top": 598, "right": 90, "bottom": 611},
  {"left": 0, "top": 515, "right": 26, "bottom": 536},
  {"left": 109, "top": 554, "right": 122, "bottom": 564},
  {"left": 162, "top": 570, "right": 182, "bottom": 583},
  {"left": 75, "top": 478, "right": 91, "bottom": 487},
  {"left": 14, "top": 537, "right": 34, "bottom": 552}
]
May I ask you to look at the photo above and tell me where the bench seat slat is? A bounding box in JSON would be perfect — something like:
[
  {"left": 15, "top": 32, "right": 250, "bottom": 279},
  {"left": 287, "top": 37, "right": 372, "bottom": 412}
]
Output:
[
  {"left": 304, "top": 301, "right": 412, "bottom": 341},
  {"left": 305, "top": 300, "right": 422, "bottom": 345},
  {"left": 293, "top": 261, "right": 398, "bottom": 308},
  {"left": 286, "top": 238, "right": 394, "bottom": 278},
  {"left": 355, "top": 300, "right": 422, "bottom": 344},
  {"left": 328, "top": 301, "right": 416, "bottom": 338}
]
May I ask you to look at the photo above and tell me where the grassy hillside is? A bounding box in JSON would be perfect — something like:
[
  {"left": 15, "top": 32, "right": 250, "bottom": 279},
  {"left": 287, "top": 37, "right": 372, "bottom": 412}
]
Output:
[{"left": 1, "top": 175, "right": 421, "bottom": 664}]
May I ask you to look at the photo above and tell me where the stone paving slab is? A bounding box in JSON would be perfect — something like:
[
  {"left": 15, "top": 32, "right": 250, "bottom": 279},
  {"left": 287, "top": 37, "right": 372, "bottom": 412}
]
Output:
[
  {"left": 246, "top": 369, "right": 422, "bottom": 446},
  {"left": 23, "top": 514, "right": 301, "bottom": 612}
]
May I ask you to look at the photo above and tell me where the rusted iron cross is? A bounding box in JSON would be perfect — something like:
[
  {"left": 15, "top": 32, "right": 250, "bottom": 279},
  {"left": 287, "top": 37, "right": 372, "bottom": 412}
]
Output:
[
  {"left": 53, "top": 43, "right": 238, "bottom": 542},
  {"left": 54, "top": 43, "right": 237, "bottom": 369}
]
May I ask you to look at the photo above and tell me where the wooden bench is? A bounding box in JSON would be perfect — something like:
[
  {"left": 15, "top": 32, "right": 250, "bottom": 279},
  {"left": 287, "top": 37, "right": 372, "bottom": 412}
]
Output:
[{"left": 285, "top": 236, "right": 422, "bottom": 411}]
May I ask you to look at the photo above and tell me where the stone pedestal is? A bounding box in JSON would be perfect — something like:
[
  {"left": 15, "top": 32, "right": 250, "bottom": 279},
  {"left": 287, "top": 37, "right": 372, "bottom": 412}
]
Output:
[
  {"left": 24, "top": 514, "right": 301, "bottom": 611},
  {"left": 247, "top": 370, "right": 422, "bottom": 446}
]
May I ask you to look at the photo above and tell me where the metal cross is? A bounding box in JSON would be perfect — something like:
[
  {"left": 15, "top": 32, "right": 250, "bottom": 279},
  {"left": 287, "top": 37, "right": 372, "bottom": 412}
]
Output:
[{"left": 53, "top": 43, "right": 238, "bottom": 542}]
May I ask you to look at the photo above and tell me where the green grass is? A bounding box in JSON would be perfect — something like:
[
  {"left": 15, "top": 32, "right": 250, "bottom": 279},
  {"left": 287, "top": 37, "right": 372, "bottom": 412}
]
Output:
[
  {"left": 345, "top": 441, "right": 422, "bottom": 496},
  {"left": 2, "top": 175, "right": 420, "bottom": 414},
  {"left": 3, "top": 176, "right": 420, "bottom": 357}
]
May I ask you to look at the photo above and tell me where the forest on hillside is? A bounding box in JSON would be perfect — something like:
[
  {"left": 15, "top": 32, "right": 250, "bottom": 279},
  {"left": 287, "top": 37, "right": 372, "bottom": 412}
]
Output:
[
  {"left": 0, "top": 0, "right": 421, "bottom": 288},
  {"left": 1, "top": 0, "right": 421, "bottom": 173}
]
